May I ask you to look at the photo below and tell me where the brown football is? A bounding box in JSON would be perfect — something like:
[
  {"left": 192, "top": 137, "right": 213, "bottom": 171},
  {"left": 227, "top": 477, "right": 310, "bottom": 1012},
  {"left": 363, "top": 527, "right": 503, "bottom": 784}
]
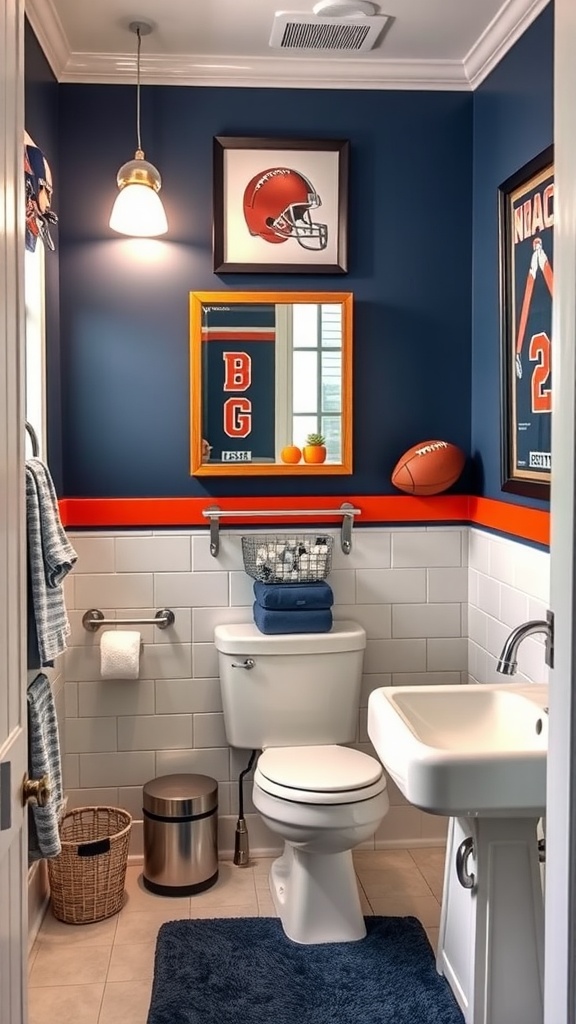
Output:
[{"left": 391, "top": 440, "right": 466, "bottom": 496}]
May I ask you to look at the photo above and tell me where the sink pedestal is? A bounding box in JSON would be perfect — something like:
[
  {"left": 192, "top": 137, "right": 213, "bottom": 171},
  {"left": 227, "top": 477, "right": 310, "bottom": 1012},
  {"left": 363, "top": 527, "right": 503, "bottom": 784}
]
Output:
[{"left": 437, "top": 816, "right": 544, "bottom": 1024}]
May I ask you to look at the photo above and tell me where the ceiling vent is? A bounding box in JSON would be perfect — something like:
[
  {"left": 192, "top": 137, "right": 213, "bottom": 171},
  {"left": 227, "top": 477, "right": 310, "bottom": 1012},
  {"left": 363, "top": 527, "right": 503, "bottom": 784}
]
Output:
[{"left": 270, "top": 3, "right": 390, "bottom": 53}]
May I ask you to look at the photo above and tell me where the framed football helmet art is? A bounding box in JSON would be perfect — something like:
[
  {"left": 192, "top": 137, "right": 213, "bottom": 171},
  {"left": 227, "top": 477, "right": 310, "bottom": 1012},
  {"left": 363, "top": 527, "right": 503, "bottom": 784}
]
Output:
[{"left": 213, "top": 137, "right": 349, "bottom": 273}]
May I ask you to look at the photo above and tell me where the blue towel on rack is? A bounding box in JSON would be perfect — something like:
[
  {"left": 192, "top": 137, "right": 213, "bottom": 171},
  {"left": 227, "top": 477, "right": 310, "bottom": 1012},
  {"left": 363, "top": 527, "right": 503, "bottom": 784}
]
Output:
[
  {"left": 253, "top": 580, "right": 334, "bottom": 611},
  {"left": 253, "top": 603, "right": 333, "bottom": 635},
  {"left": 27, "top": 673, "right": 63, "bottom": 861},
  {"left": 26, "top": 458, "right": 77, "bottom": 665}
]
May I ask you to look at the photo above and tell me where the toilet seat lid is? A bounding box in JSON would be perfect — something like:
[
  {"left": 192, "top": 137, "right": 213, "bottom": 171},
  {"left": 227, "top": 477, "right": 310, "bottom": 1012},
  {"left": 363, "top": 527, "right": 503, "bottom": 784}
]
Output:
[{"left": 257, "top": 745, "right": 383, "bottom": 793}]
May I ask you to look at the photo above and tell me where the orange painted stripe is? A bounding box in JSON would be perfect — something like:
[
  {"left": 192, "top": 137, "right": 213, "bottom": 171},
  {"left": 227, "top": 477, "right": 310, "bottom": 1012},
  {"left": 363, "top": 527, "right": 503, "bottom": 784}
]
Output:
[
  {"left": 468, "top": 496, "right": 550, "bottom": 546},
  {"left": 59, "top": 495, "right": 470, "bottom": 529},
  {"left": 59, "top": 494, "right": 549, "bottom": 546}
]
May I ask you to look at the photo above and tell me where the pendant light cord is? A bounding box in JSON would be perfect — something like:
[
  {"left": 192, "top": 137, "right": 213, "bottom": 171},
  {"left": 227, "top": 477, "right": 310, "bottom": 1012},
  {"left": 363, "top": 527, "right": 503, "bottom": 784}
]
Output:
[{"left": 136, "top": 25, "right": 142, "bottom": 153}]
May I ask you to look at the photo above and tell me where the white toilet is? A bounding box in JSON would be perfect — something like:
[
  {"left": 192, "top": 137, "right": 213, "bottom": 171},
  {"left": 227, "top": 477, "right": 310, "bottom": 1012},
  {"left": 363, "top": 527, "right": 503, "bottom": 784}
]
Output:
[{"left": 214, "top": 620, "right": 389, "bottom": 944}]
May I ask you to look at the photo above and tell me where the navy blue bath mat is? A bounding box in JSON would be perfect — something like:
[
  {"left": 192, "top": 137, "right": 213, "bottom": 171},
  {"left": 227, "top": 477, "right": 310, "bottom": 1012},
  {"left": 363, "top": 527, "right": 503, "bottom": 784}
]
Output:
[{"left": 147, "top": 916, "right": 464, "bottom": 1024}]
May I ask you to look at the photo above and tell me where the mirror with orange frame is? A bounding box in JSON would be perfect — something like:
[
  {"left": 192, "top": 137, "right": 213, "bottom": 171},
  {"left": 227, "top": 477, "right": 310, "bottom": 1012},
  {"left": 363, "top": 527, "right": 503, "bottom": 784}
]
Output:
[{"left": 189, "top": 291, "right": 353, "bottom": 476}]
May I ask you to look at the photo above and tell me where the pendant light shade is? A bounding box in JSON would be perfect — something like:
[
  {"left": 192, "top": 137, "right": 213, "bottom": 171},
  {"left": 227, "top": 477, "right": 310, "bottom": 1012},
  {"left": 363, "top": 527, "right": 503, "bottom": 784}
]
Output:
[
  {"left": 109, "top": 23, "right": 168, "bottom": 237},
  {"left": 109, "top": 150, "right": 167, "bottom": 236}
]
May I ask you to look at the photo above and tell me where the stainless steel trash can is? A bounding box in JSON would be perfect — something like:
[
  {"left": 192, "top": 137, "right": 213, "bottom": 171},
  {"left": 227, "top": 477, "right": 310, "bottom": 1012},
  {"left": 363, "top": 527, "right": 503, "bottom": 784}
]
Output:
[{"left": 142, "top": 774, "right": 218, "bottom": 896}]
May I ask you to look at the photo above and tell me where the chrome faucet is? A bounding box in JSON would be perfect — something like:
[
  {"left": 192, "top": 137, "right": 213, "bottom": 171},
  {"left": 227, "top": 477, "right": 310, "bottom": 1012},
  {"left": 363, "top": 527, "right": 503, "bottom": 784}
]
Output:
[{"left": 496, "top": 609, "right": 554, "bottom": 675}]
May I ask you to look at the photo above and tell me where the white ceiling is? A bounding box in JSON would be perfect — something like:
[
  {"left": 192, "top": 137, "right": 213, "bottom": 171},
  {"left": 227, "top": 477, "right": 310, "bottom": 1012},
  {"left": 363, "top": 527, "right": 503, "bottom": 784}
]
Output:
[{"left": 26, "top": 0, "right": 549, "bottom": 91}]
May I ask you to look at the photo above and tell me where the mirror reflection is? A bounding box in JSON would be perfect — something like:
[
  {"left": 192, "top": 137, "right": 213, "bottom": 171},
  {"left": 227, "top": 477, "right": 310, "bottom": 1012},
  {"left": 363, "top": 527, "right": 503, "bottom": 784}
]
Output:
[{"left": 189, "top": 291, "right": 353, "bottom": 476}]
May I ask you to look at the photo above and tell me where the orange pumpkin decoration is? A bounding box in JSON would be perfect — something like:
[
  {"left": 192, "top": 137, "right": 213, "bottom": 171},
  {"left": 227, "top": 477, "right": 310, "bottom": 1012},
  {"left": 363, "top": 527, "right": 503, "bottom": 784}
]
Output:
[{"left": 280, "top": 445, "right": 302, "bottom": 464}]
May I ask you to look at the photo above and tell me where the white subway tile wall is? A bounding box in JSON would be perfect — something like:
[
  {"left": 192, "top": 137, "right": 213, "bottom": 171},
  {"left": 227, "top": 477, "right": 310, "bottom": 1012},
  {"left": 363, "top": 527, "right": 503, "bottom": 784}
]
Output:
[
  {"left": 61, "top": 525, "right": 549, "bottom": 858},
  {"left": 468, "top": 527, "right": 550, "bottom": 686}
]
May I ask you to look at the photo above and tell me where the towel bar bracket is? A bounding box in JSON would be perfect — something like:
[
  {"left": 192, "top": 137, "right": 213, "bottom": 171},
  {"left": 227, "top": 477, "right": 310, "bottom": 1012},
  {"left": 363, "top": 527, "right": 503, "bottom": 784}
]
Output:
[
  {"left": 203, "top": 502, "right": 361, "bottom": 558},
  {"left": 207, "top": 506, "right": 220, "bottom": 558},
  {"left": 82, "top": 608, "right": 175, "bottom": 632},
  {"left": 340, "top": 502, "right": 354, "bottom": 555}
]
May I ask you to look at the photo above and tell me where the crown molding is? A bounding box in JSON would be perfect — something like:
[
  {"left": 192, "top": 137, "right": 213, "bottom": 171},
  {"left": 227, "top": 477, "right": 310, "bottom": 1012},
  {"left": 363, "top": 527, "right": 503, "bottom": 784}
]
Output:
[
  {"left": 57, "top": 52, "right": 470, "bottom": 90},
  {"left": 25, "top": 0, "right": 551, "bottom": 91},
  {"left": 25, "top": 0, "right": 69, "bottom": 81},
  {"left": 464, "top": 0, "right": 550, "bottom": 89}
]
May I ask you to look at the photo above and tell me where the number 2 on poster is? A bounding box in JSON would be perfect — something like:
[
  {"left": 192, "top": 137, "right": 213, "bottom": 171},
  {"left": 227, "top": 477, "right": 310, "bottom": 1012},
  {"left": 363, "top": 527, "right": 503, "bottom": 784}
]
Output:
[{"left": 529, "top": 331, "right": 551, "bottom": 414}]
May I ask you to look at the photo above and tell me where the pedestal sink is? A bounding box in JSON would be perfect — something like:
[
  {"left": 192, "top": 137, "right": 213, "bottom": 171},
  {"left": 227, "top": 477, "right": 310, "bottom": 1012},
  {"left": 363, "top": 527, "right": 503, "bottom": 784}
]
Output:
[
  {"left": 367, "top": 683, "right": 548, "bottom": 817},
  {"left": 367, "top": 682, "right": 548, "bottom": 1024}
]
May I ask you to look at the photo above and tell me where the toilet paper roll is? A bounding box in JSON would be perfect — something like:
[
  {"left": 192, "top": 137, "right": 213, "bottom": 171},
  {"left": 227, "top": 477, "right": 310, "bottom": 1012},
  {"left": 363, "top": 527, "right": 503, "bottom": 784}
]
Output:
[{"left": 100, "top": 630, "right": 141, "bottom": 679}]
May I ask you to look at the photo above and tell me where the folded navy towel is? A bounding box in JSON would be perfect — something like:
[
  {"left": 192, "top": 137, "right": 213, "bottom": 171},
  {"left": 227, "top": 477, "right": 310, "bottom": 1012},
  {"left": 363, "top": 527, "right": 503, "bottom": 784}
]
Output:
[
  {"left": 253, "top": 603, "right": 333, "bottom": 635},
  {"left": 253, "top": 580, "right": 334, "bottom": 611}
]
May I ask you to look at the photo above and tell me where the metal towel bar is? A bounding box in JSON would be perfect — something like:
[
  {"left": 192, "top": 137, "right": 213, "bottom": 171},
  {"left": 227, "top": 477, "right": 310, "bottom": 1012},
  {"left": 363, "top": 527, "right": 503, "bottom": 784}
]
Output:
[
  {"left": 82, "top": 608, "right": 175, "bottom": 632},
  {"left": 202, "top": 503, "right": 361, "bottom": 557},
  {"left": 25, "top": 421, "right": 40, "bottom": 456}
]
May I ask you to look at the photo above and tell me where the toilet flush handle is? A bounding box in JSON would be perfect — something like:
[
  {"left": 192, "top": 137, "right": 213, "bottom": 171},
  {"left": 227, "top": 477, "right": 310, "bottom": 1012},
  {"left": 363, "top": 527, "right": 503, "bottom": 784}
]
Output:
[{"left": 231, "top": 658, "right": 255, "bottom": 669}]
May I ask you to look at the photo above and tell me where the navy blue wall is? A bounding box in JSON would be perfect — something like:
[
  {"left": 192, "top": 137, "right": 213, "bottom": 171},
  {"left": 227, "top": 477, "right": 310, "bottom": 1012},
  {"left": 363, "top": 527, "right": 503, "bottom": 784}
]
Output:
[
  {"left": 25, "top": 5, "right": 553, "bottom": 509},
  {"left": 56, "top": 85, "right": 473, "bottom": 499},
  {"left": 471, "top": 3, "right": 553, "bottom": 508}
]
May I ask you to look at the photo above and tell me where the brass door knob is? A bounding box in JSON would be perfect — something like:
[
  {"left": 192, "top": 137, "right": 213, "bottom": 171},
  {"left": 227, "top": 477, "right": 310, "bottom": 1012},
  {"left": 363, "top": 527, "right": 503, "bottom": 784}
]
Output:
[{"left": 22, "top": 774, "right": 51, "bottom": 807}]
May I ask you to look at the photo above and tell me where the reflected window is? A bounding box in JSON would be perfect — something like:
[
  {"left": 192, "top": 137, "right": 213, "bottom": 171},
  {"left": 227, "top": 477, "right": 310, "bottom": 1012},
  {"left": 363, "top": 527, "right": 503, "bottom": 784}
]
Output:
[{"left": 290, "top": 304, "right": 342, "bottom": 461}]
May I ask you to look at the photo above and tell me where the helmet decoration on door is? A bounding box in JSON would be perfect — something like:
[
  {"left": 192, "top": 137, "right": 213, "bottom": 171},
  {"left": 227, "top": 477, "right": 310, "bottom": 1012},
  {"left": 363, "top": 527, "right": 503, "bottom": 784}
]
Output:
[
  {"left": 242, "top": 167, "right": 328, "bottom": 250},
  {"left": 24, "top": 131, "right": 58, "bottom": 253}
]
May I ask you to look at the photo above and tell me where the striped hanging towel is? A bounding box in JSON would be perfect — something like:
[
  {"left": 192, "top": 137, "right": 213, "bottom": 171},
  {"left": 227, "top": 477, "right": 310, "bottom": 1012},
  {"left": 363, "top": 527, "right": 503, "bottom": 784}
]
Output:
[
  {"left": 26, "top": 457, "right": 77, "bottom": 665},
  {"left": 27, "top": 673, "right": 63, "bottom": 861}
]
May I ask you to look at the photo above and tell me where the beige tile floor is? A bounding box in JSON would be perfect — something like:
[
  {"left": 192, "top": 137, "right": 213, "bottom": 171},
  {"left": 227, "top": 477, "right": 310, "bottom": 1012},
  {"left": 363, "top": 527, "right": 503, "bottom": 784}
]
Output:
[{"left": 28, "top": 847, "right": 445, "bottom": 1024}]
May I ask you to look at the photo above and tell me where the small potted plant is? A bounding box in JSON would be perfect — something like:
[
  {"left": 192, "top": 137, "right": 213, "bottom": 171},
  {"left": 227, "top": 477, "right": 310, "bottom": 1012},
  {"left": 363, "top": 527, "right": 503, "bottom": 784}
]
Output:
[{"left": 302, "top": 433, "right": 327, "bottom": 464}]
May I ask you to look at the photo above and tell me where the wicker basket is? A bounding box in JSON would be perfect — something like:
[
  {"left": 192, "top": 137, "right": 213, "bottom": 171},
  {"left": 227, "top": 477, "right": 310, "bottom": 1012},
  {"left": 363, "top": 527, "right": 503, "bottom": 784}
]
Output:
[
  {"left": 48, "top": 806, "right": 132, "bottom": 924},
  {"left": 242, "top": 533, "right": 333, "bottom": 583}
]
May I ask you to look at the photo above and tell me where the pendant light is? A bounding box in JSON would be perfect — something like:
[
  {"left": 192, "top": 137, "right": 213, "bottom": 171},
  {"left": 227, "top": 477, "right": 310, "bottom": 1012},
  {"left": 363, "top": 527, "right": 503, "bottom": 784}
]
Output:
[{"left": 109, "top": 21, "right": 168, "bottom": 237}]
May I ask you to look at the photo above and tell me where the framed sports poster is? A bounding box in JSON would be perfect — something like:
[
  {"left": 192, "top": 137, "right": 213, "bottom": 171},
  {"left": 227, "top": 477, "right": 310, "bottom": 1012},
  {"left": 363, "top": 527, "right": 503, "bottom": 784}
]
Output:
[
  {"left": 499, "top": 146, "right": 553, "bottom": 499},
  {"left": 212, "top": 137, "right": 349, "bottom": 274}
]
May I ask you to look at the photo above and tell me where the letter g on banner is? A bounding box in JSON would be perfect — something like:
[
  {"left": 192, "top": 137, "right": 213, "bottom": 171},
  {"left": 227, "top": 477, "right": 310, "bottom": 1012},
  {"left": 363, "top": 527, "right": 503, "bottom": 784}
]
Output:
[{"left": 224, "top": 397, "right": 252, "bottom": 437}]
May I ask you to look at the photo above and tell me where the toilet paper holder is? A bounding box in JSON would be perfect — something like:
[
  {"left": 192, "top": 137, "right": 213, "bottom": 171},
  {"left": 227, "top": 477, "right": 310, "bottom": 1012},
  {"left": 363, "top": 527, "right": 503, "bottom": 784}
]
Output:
[{"left": 82, "top": 608, "right": 175, "bottom": 632}]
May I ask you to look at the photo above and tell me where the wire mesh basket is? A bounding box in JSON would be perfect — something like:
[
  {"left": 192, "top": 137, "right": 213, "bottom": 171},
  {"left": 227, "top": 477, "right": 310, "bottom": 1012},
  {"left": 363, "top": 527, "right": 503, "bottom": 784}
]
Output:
[
  {"left": 241, "top": 534, "right": 333, "bottom": 583},
  {"left": 47, "top": 806, "right": 132, "bottom": 924}
]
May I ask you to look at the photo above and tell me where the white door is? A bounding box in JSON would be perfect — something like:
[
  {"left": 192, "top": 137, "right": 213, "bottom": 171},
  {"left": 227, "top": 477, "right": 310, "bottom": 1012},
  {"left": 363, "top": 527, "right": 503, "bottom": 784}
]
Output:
[
  {"left": 544, "top": 1, "right": 576, "bottom": 1021},
  {"left": 0, "top": 2, "right": 28, "bottom": 1023}
]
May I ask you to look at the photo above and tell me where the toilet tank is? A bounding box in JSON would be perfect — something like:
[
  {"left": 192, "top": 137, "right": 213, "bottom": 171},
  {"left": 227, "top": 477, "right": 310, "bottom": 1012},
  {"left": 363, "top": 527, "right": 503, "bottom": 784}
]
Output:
[{"left": 214, "top": 621, "right": 366, "bottom": 749}]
